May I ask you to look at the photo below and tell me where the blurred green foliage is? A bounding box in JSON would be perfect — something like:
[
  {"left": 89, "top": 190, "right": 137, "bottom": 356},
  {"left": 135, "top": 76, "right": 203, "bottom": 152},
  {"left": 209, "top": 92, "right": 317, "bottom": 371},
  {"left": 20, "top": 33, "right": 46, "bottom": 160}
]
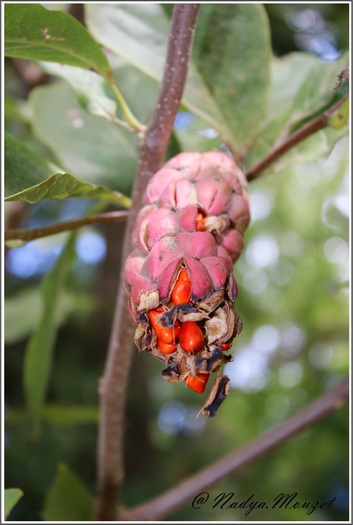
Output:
[{"left": 4, "top": 3, "right": 349, "bottom": 522}]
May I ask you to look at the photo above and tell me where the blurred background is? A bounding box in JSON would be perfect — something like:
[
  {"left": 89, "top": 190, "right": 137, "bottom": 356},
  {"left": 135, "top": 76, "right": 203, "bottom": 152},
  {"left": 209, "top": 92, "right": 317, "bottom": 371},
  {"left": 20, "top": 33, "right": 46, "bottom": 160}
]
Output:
[{"left": 4, "top": 3, "right": 349, "bottom": 521}]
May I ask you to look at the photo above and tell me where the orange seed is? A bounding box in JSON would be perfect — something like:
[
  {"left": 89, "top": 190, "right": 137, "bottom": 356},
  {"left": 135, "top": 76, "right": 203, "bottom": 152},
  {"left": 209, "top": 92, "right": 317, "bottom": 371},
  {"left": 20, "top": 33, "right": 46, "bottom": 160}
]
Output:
[
  {"left": 179, "top": 321, "right": 204, "bottom": 353},
  {"left": 185, "top": 373, "right": 209, "bottom": 393},
  {"left": 171, "top": 269, "right": 191, "bottom": 305}
]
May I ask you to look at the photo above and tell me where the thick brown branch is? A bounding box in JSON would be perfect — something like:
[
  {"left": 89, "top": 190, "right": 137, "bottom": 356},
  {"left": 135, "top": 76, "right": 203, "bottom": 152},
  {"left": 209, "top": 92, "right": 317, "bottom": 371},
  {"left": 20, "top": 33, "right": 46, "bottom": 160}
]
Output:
[
  {"left": 94, "top": 5, "right": 200, "bottom": 521},
  {"left": 143, "top": 4, "right": 200, "bottom": 164},
  {"left": 134, "top": 3, "right": 200, "bottom": 205},
  {"left": 128, "top": 377, "right": 349, "bottom": 521},
  {"left": 246, "top": 94, "right": 349, "bottom": 182},
  {"left": 5, "top": 211, "right": 129, "bottom": 243}
]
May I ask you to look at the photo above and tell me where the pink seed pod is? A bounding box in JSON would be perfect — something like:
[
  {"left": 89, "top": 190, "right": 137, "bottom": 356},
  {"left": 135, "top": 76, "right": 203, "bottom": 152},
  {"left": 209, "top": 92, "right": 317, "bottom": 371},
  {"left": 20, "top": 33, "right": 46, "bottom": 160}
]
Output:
[{"left": 124, "top": 151, "right": 250, "bottom": 416}]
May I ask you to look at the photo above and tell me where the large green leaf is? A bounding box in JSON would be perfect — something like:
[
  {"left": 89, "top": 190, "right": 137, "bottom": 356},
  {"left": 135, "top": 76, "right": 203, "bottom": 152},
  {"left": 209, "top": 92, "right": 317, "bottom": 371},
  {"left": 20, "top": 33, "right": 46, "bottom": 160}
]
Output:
[
  {"left": 30, "top": 81, "right": 138, "bottom": 193},
  {"left": 267, "top": 125, "right": 349, "bottom": 177},
  {"left": 5, "top": 97, "right": 33, "bottom": 124},
  {"left": 85, "top": 4, "right": 270, "bottom": 153},
  {"left": 4, "top": 132, "right": 60, "bottom": 197},
  {"left": 5, "top": 488, "right": 24, "bottom": 518},
  {"left": 39, "top": 57, "right": 158, "bottom": 126},
  {"left": 23, "top": 232, "right": 77, "bottom": 436},
  {"left": 43, "top": 463, "right": 94, "bottom": 521},
  {"left": 84, "top": 4, "right": 172, "bottom": 87},
  {"left": 84, "top": 4, "right": 234, "bottom": 145},
  {"left": 5, "top": 286, "right": 94, "bottom": 344},
  {"left": 290, "top": 53, "right": 349, "bottom": 125},
  {"left": 5, "top": 133, "right": 131, "bottom": 205},
  {"left": 85, "top": 4, "right": 271, "bottom": 155},
  {"left": 39, "top": 61, "right": 117, "bottom": 119},
  {"left": 6, "top": 404, "right": 99, "bottom": 426},
  {"left": 244, "top": 51, "right": 349, "bottom": 168},
  {"left": 4, "top": 4, "right": 113, "bottom": 82},
  {"left": 193, "top": 4, "right": 271, "bottom": 154},
  {"left": 174, "top": 113, "right": 222, "bottom": 153},
  {"left": 110, "top": 56, "right": 160, "bottom": 124},
  {"left": 5, "top": 172, "right": 131, "bottom": 206}
]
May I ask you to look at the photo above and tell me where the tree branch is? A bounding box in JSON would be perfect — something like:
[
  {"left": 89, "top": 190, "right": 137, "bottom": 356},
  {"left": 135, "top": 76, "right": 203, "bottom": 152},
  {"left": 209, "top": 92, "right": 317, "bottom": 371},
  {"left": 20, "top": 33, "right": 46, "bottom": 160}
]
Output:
[
  {"left": 5, "top": 211, "right": 129, "bottom": 243},
  {"left": 4, "top": 201, "right": 28, "bottom": 256},
  {"left": 127, "top": 376, "right": 349, "bottom": 521},
  {"left": 94, "top": 5, "right": 200, "bottom": 521},
  {"left": 245, "top": 93, "right": 349, "bottom": 182}
]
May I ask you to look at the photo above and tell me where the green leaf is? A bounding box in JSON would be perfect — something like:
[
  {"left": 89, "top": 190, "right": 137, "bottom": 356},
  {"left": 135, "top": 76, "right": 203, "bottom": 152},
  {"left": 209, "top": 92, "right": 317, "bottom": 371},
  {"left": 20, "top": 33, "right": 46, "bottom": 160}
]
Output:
[
  {"left": 193, "top": 4, "right": 271, "bottom": 154},
  {"left": 290, "top": 54, "right": 348, "bottom": 125},
  {"left": 110, "top": 57, "right": 160, "bottom": 124},
  {"left": 84, "top": 4, "right": 234, "bottom": 145},
  {"left": 30, "top": 81, "right": 138, "bottom": 193},
  {"left": 174, "top": 113, "right": 222, "bottom": 153},
  {"left": 5, "top": 132, "right": 131, "bottom": 206},
  {"left": 4, "top": 132, "right": 61, "bottom": 197},
  {"left": 43, "top": 463, "right": 94, "bottom": 521},
  {"left": 4, "top": 3, "right": 113, "bottom": 83},
  {"left": 5, "top": 488, "right": 24, "bottom": 518},
  {"left": 270, "top": 125, "right": 348, "bottom": 177},
  {"left": 85, "top": 4, "right": 271, "bottom": 154},
  {"left": 39, "top": 61, "right": 117, "bottom": 119},
  {"left": 5, "top": 97, "right": 33, "bottom": 124},
  {"left": 5, "top": 286, "right": 95, "bottom": 344},
  {"left": 84, "top": 4, "right": 170, "bottom": 84},
  {"left": 5, "top": 172, "right": 131, "bottom": 207},
  {"left": 6, "top": 404, "right": 99, "bottom": 426},
  {"left": 245, "top": 52, "right": 349, "bottom": 168},
  {"left": 23, "top": 232, "right": 77, "bottom": 436}
]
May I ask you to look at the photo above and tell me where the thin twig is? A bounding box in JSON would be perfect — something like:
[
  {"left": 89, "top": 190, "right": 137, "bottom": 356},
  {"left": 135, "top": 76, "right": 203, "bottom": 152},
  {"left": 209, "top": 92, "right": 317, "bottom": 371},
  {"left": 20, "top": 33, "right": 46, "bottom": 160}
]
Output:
[
  {"left": 246, "top": 93, "right": 349, "bottom": 182},
  {"left": 4, "top": 201, "right": 28, "bottom": 256},
  {"left": 128, "top": 376, "right": 349, "bottom": 521},
  {"left": 112, "top": 115, "right": 138, "bottom": 133},
  {"left": 94, "top": 5, "right": 200, "bottom": 521},
  {"left": 334, "top": 67, "right": 349, "bottom": 89},
  {"left": 4, "top": 211, "right": 129, "bottom": 243}
]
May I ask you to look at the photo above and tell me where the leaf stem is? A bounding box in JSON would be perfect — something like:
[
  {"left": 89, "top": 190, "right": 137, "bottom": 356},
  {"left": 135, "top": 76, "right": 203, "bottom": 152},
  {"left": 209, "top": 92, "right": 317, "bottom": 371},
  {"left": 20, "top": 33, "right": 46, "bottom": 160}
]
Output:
[
  {"left": 110, "top": 83, "right": 145, "bottom": 133},
  {"left": 245, "top": 93, "right": 349, "bottom": 182},
  {"left": 93, "top": 5, "right": 200, "bottom": 521},
  {"left": 5, "top": 211, "right": 130, "bottom": 244},
  {"left": 127, "top": 377, "right": 349, "bottom": 521}
]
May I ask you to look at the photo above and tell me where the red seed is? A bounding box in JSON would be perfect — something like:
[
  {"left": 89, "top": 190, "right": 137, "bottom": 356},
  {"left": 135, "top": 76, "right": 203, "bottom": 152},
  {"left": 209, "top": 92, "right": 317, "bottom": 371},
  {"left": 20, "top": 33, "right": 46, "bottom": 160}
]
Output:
[
  {"left": 171, "top": 269, "right": 191, "bottom": 305},
  {"left": 196, "top": 212, "right": 205, "bottom": 232},
  {"left": 185, "top": 373, "right": 209, "bottom": 393},
  {"left": 149, "top": 308, "right": 180, "bottom": 344},
  {"left": 149, "top": 307, "right": 163, "bottom": 329},
  {"left": 179, "top": 321, "right": 204, "bottom": 352},
  {"left": 157, "top": 339, "right": 177, "bottom": 354},
  {"left": 220, "top": 341, "right": 233, "bottom": 351}
]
